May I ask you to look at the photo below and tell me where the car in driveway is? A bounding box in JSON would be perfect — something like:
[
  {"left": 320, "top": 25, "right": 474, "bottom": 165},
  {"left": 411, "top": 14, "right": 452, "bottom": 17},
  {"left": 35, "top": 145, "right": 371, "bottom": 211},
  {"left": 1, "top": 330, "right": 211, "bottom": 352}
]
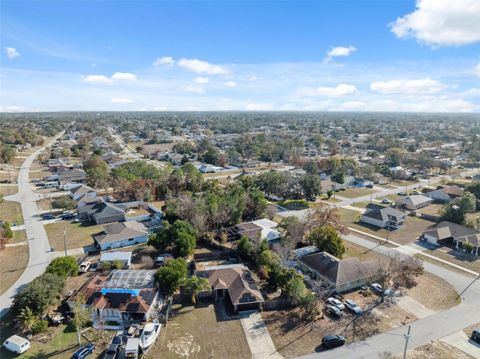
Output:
[
  {"left": 382, "top": 198, "right": 393, "bottom": 205},
  {"left": 102, "top": 343, "right": 120, "bottom": 359},
  {"left": 325, "top": 305, "right": 343, "bottom": 319},
  {"left": 321, "top": 335, "right": 346, "bottom": 349},
  {"left": 79, "top": 261, "right": 92, "bottom": 273},
  {"left": 471, "top": 328, "right": 480, "bottom": 344},
  {"left": 371, "top": 283, "right": 384, "bottom": 294},
  {"left": 72, "top": 343, "right": 95, "bottom": 359},
  {"left": 42, "top": 213, "right": 55, "bottom": 220},
  {"left": 344, "top": 299, "right": 363, "bottom": 315},
  {"left": 326, "top": 297, "right": 345, "bottom": 310}
]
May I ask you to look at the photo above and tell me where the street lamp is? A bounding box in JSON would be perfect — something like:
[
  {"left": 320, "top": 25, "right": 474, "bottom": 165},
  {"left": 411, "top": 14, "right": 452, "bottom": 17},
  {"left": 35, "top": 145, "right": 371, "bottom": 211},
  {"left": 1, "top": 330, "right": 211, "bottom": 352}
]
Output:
[{"left": 403, "top": 325, "right": 411, "bottom": 359}]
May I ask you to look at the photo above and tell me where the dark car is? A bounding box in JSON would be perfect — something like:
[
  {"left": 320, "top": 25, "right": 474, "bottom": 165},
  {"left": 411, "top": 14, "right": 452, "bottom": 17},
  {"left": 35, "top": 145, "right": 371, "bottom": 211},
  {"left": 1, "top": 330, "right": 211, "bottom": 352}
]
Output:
[
  {"left": 42, "top": 213, "right": 55, "bottom": 220},
  {"left": 61, "top": 213, "right": 75, "bottom": 220},
  {"left": 366, "top": 184, "right": 374, "bottom": 188},
  {"left": 322, "top": 335, "right": 346, "bottom": 349},
  {"left": 471, "top": 328, "right": 480, "bottom": 344},
  {"left": 111, "top": 335, "right": 123, "bottom": 345},
  {"left": 103, "top": 343, "right": 120, "bottom": 359},
  {"left": 72, "top": 343, "right": 95, "bottom": 359}
]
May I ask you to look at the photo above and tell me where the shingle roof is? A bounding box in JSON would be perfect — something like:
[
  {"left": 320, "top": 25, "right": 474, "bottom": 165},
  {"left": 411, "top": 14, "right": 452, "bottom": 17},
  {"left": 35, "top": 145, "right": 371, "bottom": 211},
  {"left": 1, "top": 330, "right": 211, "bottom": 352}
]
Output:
[
  {"left": 300, "top": 252, "right": 379, "bottom": 286},
  {"left": 94, "top": 221, "right": 147, "bottom": 244},
  {"left": 363, "top": 204, "right": 405, "bottom": 221},
  {"left": 396, "top": 195, "right": 432, "bottom": 206},
  {"left": 423, "top": 221, "right": 480, "bottom": 246}
]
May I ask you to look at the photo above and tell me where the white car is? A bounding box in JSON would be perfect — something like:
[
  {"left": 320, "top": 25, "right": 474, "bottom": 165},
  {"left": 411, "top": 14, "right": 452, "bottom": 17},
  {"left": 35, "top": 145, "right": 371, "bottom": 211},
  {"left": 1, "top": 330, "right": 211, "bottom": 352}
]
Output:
[
  {"left": 79, "top": 261, "right": 91, "bottom": 273},
  {"left": 382, "top": 198, "right": 393, "bottom": 205},
  {"left": 371, "top": 283, "right": 384, "bottom": 294},
  {"left": 326, "top": 297, "right": 345, "bottom": 310}
]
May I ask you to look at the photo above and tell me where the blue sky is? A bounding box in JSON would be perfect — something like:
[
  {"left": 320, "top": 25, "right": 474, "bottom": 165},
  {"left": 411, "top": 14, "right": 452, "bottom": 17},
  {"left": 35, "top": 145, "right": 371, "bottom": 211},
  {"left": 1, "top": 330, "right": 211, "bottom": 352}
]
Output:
[{"left": 1, "top": 0, "right": 479, "bottom": 112}]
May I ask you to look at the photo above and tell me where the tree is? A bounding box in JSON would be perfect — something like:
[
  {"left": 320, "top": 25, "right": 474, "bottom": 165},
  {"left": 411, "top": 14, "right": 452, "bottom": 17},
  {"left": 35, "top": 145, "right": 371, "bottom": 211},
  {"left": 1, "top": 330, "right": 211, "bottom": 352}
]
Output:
[
  {"left": 385, "top": 148, "right": 404, "bottom": 167},
  {"left": 72, "top": 296, "right": 91, "bottom": 345},
  {"left": 183, "top": 276, "right": 210, "bottom": 303},
  {"left": 244, "top": 189, "right": 267, "bottom": 220},
  {"left": 236, "top": 236, "right": 253, "bottom": 260},
  {"left": 52, "top": 196, "right": 76, "bottom": 210},
  {"left": 12, "top": 273, "right": 65, "bottom": 315},
  {"left": 149, "top": 220, "right": 198, "bottom": 257},
  {"left": 84, "top": 156, "right": 109, "bottom": 189},
  {"left": 46, "top": 256, "right": 79, "bottom": 278},
  {"left": 440, "top": 192, "right": 477, "bottom": 224},
  {"left": 279, "top": 216, "right": 305, "bottom": 247},
  {"left": 306, "top": 204, "right": 346, "bottom": 234},
  {"left": 16, "top": 307, "right": 39, "bottom": 334},
  {"left": 300, "top": 174, "right": 322, "bottom": 201},
  {"left": 307, "top": 226, "right": 345, "bottom": 258},
  {"left": 330, "top": 171, "right": 344, "bottom": 184},
  {"left": 155, "top": 258, "right": 188, "bottom": 295}
]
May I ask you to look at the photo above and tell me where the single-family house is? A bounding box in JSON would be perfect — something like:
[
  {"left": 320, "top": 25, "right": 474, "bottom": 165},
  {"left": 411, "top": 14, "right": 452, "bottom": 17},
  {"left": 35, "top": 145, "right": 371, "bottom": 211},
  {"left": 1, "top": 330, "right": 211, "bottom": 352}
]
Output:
[
  {"left": 361, "top": 204, "right": 406, "bottom": 229},
  {"left": 421, "top": 221, "right": 480, "bottom": 255},
  {"left": 395, "top": 195, "right": 433, "bottom": 211},
  {"left": 93, "top": 221, "right": 148, "bottom": 251},
  {"left": 58, "top": 168, "right": 86, "bottom": 185},
  {"left": 70, "top": 184, "right": 96, "bottom": 201},
  {"left": 67, "top": 270, "right": 160, "bottom": 329},
  {"left": 99, "top": 251, "right": 132, "bottom": 268},
  {"left": 426, "top": 185, "right": 464, "bottom": 203},
  {"left": 236, "top": 218, "right": 281, "bottom": 242},
  {"left": 78, "top": 200, "right": 125, "bottom": 224},
  {"left": 197, "top": 264, "right": 264, "bottom": 312},
  {"left": 298, "top": 251, "right": 379, "bottom": 293}
]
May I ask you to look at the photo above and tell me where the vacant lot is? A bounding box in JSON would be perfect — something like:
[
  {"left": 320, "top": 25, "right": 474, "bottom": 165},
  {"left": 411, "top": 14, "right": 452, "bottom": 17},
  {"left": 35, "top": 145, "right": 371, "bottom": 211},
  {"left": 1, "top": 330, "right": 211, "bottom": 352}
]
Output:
[
  {"left": 0, "top": 186, "right": 17, "bottom": 196},
  {"left": 45, "top": 221, "right": 105, "bottom": 251},
  {"left": 407, "top": 272, "right": 459, "bottom": 311},
  {"left": 0, "top": 245, "right": 29, "bottom": 295},
  {"left": 153, "top": 304, "right": 251, "bottom": 359},
  {"left": 401, "top": 341, "right": 474, "bottom": 359},
  {"left": 338, "top": 187, "right": 377, "bottom": 199},
  {"left": 339, "top": 209, "right": 434, "bottom": 245},
  {"left": 0, "top": 201, "right": 23, "bottom": 225}
]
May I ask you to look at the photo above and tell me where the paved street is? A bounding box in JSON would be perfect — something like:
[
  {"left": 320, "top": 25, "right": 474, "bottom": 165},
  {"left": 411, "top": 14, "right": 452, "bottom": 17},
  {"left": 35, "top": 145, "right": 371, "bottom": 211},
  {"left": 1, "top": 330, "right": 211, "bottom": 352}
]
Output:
[{"left": 0, "top": 134, "right": 63, "bottom": 317}]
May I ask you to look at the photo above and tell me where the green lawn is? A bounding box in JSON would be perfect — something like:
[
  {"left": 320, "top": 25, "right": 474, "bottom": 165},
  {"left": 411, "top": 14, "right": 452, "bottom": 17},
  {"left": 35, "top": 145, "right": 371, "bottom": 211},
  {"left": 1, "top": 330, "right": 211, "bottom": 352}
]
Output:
[
  {"left": 376, "top": 194, "right": 401, "bottom": 202},
  {"left": 338, "top": 187, "right": 377, "bottom": 199},
  {"left": 0, "top": 201, "right": 24, "bottom": 225},
  {"left": 45, "top": 221, "right": 105, "bottom": 251}
]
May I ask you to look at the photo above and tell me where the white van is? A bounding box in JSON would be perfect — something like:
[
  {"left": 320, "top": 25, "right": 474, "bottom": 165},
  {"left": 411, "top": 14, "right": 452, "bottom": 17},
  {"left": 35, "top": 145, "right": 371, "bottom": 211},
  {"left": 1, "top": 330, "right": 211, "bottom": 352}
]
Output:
[
  {"left": 3, "top": 335, "right": 31, "bottom": 354},
  {"left": 125, "top": 338, "right": 140, "bottom": 359}
]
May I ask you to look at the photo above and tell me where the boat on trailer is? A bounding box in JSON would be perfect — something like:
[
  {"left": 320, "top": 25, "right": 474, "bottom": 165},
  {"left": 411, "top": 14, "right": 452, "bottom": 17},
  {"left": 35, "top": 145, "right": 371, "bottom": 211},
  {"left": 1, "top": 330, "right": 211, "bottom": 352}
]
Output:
[{"left": 139, "top": 322, "right": 161, "bottom": 351}]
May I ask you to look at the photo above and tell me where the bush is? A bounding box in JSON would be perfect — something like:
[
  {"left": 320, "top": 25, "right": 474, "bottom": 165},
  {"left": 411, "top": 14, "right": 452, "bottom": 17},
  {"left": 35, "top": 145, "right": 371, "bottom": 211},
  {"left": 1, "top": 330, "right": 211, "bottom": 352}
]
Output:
[
  {"left": 32, "top": 319, "right": 48, "bottom": 334},
  {"left": 155, "top": 258, "right": 188, "bottom": 295},
  {"left": 46, "top": 256, "right": 79, "bottom": 278},
  {"left": 52, "top": 196, "right": 76, "bottom": 210}
]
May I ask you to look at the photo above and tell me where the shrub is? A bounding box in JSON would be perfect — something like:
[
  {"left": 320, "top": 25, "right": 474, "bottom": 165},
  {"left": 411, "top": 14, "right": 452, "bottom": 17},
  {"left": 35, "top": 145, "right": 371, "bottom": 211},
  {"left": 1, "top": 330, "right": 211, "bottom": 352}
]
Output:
[
  {"left": 46, "top": 256, "right": 79, "bottom": 278},
  {"left": 32, "top": 319, "right": 48, "bottom": 334}
]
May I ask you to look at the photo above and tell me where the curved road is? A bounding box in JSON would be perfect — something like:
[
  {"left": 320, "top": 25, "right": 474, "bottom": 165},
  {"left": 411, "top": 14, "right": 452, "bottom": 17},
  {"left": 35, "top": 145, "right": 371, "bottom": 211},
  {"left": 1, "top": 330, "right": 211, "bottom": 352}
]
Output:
[{"left": 0, "top": 134, "right": 63, "bottom": 317}]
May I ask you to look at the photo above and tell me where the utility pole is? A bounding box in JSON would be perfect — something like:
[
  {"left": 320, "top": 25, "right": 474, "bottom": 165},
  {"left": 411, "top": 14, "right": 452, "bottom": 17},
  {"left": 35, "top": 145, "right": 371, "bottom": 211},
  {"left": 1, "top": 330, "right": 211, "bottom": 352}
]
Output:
[
  {"left": 63, "top": 223, "right": 67, "bottom": 257},
  {"left": 403, "top": 325, "right": 411, "bottom": 359}
]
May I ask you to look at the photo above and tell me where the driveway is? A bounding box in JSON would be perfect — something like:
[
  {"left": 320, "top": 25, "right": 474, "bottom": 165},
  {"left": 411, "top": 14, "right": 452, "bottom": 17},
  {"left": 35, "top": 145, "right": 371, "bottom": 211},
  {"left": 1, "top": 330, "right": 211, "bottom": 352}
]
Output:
[
  {"left": 0, "top": 133, "right": 63, "bottom": 317},
  {"left": 440, "top": 330, "right": 480, "bottom": 358},
  {"left": 241, "top": 311, "right": 284, "bottom": 359}
]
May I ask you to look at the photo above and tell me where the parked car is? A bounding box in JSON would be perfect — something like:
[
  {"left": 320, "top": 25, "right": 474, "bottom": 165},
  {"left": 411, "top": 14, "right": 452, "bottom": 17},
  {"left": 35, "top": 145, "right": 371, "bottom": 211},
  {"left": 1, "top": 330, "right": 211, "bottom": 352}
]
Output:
[
  {"left": 154, "top": 254, "right": 173, "bottom": 266},
  {"left": 79, "top": 261, "right": 92, "bottom": 273},
  {"left": 103, "top": 343, "right": 120, "bottom": 359},
  {"left": 397, "top": 191, "right": 407, "bottom": 196},
  {"left": 471, "top": 328, "right": 480, "bottom": 344},
  {"left": 111, "top": 334, "right": 123, "bottom": 345},
  {"left": 72, "top": 343, "right": 95, "bottom": 359},
  {"left": 61, "top": 213, "right": 75, "bottom": 220},
  {"left": 371, "top": 283, "right": 384, "bottom": 294},
  {"left": 321, "top": 335, "right": 346, "bottom": 349},
  {"left": 344, "top": 299, "right": 363, "bottom": 315},
  {"left": 325, "top": 305, "right": 343, "bottom": 319},
  {"left": 382, "top": 198, "right": 393, "bottom": 205},
  {"left": 326, "top": 297, "right": 345, "bottom": 310},
  {"left": 42, "top": 213, "right": 55, "bottom": 220},
  {"left": 3, "top": 335, "right": 31, "bottom": 354}
]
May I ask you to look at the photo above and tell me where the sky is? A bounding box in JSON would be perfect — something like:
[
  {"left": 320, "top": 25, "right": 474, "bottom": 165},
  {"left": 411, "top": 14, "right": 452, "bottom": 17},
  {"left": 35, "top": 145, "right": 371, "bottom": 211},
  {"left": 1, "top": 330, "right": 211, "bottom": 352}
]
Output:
[{"left": 1, "top": 0, "right": 479, "bottom": 113}]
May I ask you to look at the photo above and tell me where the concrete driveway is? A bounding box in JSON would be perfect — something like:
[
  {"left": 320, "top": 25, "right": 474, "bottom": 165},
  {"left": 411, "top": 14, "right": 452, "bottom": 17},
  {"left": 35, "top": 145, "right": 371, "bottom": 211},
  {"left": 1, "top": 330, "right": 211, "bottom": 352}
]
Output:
[
  {"left": 440, "top": 330, "right": 480, "bottom": 358},
  {"left": 240, "top": 311, "right": 284, "bottom": 359}
]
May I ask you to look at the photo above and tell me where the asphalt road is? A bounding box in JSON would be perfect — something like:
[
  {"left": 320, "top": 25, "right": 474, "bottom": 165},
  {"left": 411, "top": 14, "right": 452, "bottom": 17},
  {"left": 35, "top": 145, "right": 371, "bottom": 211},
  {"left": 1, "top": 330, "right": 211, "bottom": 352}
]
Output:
[{"left": 0, "top": 134, "right": 63, "bottom": 317}]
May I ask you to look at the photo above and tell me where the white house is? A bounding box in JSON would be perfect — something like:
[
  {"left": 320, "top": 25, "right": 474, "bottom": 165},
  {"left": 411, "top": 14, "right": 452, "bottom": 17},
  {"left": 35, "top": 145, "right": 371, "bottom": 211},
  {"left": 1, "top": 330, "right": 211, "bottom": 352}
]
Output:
[
  {"left": 395, "top": 195, "right": 433, "bottom": 211},
  {"left": 361, "top": 204, "right": 406, "bottom": 229},
  {"left": 93, "top": 221, "right": 149, "bottom": 251}
]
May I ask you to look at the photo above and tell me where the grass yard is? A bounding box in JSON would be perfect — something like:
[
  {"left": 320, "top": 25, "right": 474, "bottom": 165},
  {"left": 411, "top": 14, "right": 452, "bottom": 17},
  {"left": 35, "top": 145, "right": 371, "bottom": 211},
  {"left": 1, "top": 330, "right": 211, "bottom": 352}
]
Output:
[
  {"left": 11, "top": 229, "right": 27, "bottom": 243},
  {"left": 153, "top": 303, "right": 251, "bottom": 359},
  {"left": 407, "top": 272, "right": 460, "bottom": 311},
  {"left": 401, "top": 341, "right": 475, "bottom": 359},
  {"left": 0, "top": 185, "right": 17, "bottom": 196},
  {"left": 0, "top": 244, "right": 29, "bottom": 295},
  {"left": 0, "top": 201, "right": 24, "bottom": 225},
  {"left": 343, "top": 241, "right": 385, "bottom": 262},
  {"left": 376, "top": 194, "right": 402, "bottom": 202},
  {"left": 29, "top": 168, "right": 51, "bottom": 180},
  {"left": 350, "top": 201, "right": 371, "bottom": 209},
  {"left": 338, "top": 187, "right": 377, "bottom": 199},
  {"left": 416, "top": 204, "right": 443, "bottom": 217},
  {"left": 45, "top": 221, "right": 105, "bottom": 251},
  {"left": 419, "top": 247, "right": 480, "bottom": 274},
  {"left": 0, "top": 171, "right": 18, "bottom": 182},
  {"left": 340, "top": 208, "right": 435, "bottom": 245},
  {"left": 0, "top": 313, "right": 113, "bottom": 359}
]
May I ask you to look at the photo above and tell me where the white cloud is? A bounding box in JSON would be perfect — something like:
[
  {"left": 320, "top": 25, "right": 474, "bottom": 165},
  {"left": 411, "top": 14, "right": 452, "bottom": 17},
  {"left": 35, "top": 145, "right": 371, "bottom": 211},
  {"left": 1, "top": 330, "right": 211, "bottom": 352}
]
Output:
[
  {"left": 111, "top": 98, "right": 134, "bottom": 104},
  {"left": 153, "top": 56, "right": 175, "bottom": 66},
  {"left": 194, "top": 77, "right": 209, "bottom": 84},
  {"left": 463, "top": 88, "right": 480, "bottom": 97},
  {"left": 390, "top": 0, "right": 480, "bottom": 46},
  {"left": 325, "top": 46, "right": 356, "bottom": 61},
  {"left": 301, "top": 84, "right": 357, "bottom": 97},
  {"left": 184, "top": 85, "right": 205, "bottom": 94},
  {"left": 248, "top": 75, "right": 257, "bottom": 81},
  {"left": 4, "top": 47, "right": 20, "bottom": 59},
  {"left": 111, "top": 72, "right": 137, "bottom": 82},
  {"left": 83, "top": 72, "right": 137, "bottom": 85},
  {"left": 224, "top": 81, "right": 237, "bottom": 88},
  {"left": 470, "top": 62, "right": 480, "bottom": 77},
  {"left": 370, "top": 78, "right": 445, "bottom": 94},
  {"left": 0, "top": 105, "right": 23, "bottom": 112},
  {"left": 177, "top": 58, "right": 228, "bottom": 75},
  {"left": 245, "top": 102, "right": 273, "bottom": 111}
]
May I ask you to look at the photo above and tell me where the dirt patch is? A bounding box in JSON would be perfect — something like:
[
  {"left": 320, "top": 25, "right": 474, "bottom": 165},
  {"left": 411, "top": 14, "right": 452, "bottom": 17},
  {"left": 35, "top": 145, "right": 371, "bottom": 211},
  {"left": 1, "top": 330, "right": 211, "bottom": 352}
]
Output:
[
  {"left": 399, "top": 341, "right": 475, "bottom": 359},
  {"left": 407, "top": 272, "right": 459, "bottom": 311},
  {"left": 0, "top": 244, "right": 29, "bottom": 295}
]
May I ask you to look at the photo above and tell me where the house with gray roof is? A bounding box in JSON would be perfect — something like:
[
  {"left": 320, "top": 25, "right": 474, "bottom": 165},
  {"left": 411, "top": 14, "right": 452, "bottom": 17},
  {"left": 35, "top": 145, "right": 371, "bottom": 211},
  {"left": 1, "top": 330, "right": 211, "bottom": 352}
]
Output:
[
  {"left": 360, "top": 204, "right": 406, "bottom": 229},
  {"left": 94, "top": 222, "right": 148, "bottom": 251},
  {"left": 298, "top": 251, "right": 380, "bottom": 293},
  {"left": 395, "top": 195, "right": 433, "bottom": 211},
  {"left": 421, "top": 221, "right": 480, "bottom": 255},
  {"left": 78, "top": 200, "right": 125, "bottom": 224}
]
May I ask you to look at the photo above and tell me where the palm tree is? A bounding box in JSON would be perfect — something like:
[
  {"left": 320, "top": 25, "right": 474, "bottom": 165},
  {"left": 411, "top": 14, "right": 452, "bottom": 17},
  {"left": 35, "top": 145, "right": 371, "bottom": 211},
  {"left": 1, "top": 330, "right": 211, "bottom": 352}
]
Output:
[
  {"left": 184, "top": 276, "right": 210, "bottom": 304},
  {"left": 17, "top": 307, "right": 38, "bottom": 334},
  {"left": 72, "top": 296, "right": 90, "bottom": 345}
]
